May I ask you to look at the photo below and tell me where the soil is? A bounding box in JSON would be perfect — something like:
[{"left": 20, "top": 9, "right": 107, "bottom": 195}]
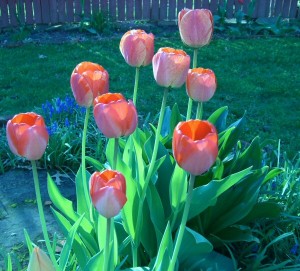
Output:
[{"left": 0, "top": 168, "right": 76, "bottom": 268}]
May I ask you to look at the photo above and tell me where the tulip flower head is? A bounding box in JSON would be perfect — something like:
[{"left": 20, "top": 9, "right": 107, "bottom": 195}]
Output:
[
  {"left": 120, "top": 29, "right": 155, "bottom": 67},
  {"left": 93, "top": 93, "right": 138, "bottom": 138},
  {"left": 186, "top": 68, "right": 217, "bottom": 102},
  {"left": 178, "top": 9, "right": 213, "bottom": 48},
  {"left": 90, "top": 170, "right": 127, "bottom": 218},
  {"left": 152, "top": 47, "right": 190, "bottom": 88},
  {"left": 27, "top": 247, "right": 55, "bottom": 271},
  {"left": 6, "top": 112, "right": 49, "bottom": 160},
  {"left": 70, "top": 61, "right": 109, "bottom": 107},
  {"left": 173, "top": 120, "right": 218, "bottom": 176}
]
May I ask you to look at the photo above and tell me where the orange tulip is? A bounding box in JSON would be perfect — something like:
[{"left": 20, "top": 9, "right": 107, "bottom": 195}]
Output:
[
  {"left": 120, "top": 29, "right": 154, "bottom": 67},
  {"left": 90, "top": 170, "right": 127, "bottom": 218},
  {"left": 70, "top": 61, "right": 109, "bottom": 107},
  {"left": 152, "top": 47, "right": 190, "bottom": 88},
  {"left": 93, "top": 93, "right": 138, "bottom": 138},
  {"left": 173, "top": 120, "right": 218, "bottom": 176},
  {"left": 27, "top": 247, "right": 55, "bottom": 271},
  {"left": 186, "top": 68, "right": 217, "bottom": 102},
  {"left": 178, "top": 9, "right": 213, "bottom": 48},
  {"left": 6, "top": 113, "right": 49, "bottom": 160}
]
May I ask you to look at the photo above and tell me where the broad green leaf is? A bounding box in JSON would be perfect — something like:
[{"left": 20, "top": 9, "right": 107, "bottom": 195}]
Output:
[
  {"left": 262, "top": 168, "right": 283, "bottom": 185},
  {"left": 133, "top": 133, "right": 146, "bottom": 189},
  {"left": 170, "top": 103, "right": 182, "bottom": 133},
  {"left": 23, "top": 229, "right": 33, "bottom": 254},
  {"left": 161, "top": 106, "right": 172, "bottom": 137},
  {"left": 85, "top": 156, "right": 104, "bottom": 171},
  {"left": 207, "top": 106, "right": 228, "bottom": 132},
  {"left": 169, "top": 165, "right": 187, "bottom": 211},
  {"left": 178, "top": 227, "right": 213, "bottom": 263},
  {"left": 51, "top": 208, "right": 89, "bottom": 269},
  {"left": 188, "top": 167, "right": 252, "bottom": 220},
  {"left": 122, "top": 268, "right": 150, "bottom": 271},
  {"left": 6, "top": 253, "right": 12, "bottom": 271},
  {"left": 59, "top": 214, "right": 85, "bottom": 271},
  {"left": 83, "top": 251, "right": 103, "bottom": 271},
  {"left": 75, "top": 166, "right": 91, "bottom": 215}
]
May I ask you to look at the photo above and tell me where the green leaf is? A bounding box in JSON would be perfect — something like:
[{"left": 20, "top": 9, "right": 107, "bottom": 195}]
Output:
[
  {"left": 6, "top": 253, "right": 12, "bottom": 271},
  {"left": 178, "top": 227, "right": 213, "bottom": 263},
  {"left": 262, "top": 168, "right": 283, "bottom": 185},
  {"left": 169, "top": 165, "right": 187, "bottom": 211},
  {"left": 75, "top": 166, "right": 91, "bottom": 215},
  {"left": 85, "top": 156, "right": 104, "bottom": 171},
  {"left": 59, "top": 214, "right": 85, "bottom": 271},
  {"left": 83, "top": 251, "right": 103, "bottom": 271},
  {"left": 23, "top": 229, "right": 33, "bottom": 254},
  {"left": 170, "top": 103, "right": 182, "bottom": 133},
  {"left": 122, "top": 268, "right": 150, "bottom": 271},
  {"left": 161, "top": 106, "right": 172, "bottom": 137},
  {"left": 208, "top": 106, "right": 228, "bottom": 132}
]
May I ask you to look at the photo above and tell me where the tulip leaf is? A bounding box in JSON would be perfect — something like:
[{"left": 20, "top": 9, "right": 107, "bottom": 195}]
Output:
[
  {"left": 23, "top": 229, "right": 34, "bottom": 254},
  {"left": 6, "top": 253, "right": 12, "bottom": 271},
  {"left": 170, "top": 103, "right": 183, "bottom": 134},
  {"left": 208, "top": 106, "right": 228, "bottom": 132},
  {"left": 133, "top": 133, "right": 146, "bottom": 189},
  {"left": 178, "top": 227, "right": 213, "bottom": 263},
  {"left": 51, "top": 208, "right": 90, "bottom": 269},
  {"left": 75, "top": 166, "right": 91, "bottom": 216},
  {"left": 59, "top": 214, "right": 85, "bottom": 271},
  {"left": 85, "top": 156, "right": 104, "bottom": 171},
  {"left": 262, "top": 167, "right": 283, "bottom": 185},
  {"left": 122, "top": 268, "right": 150, "bottom": 271},
  {"left": 188, "top": 167, "right": 252, "bottom": 220},
  {"left": 161, "top": 106, "right": 172, "bottom": 137},
  {"left": 83, "top": 251, "right": 103, "bottom": 271}
]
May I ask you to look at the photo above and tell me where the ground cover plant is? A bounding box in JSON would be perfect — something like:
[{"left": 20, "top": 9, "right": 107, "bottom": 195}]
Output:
[{"left": 1, "top": 8, "right": 300, "bottom": 271}]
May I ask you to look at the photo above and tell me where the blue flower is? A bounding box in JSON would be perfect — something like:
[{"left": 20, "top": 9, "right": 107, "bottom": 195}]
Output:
[
  {"left": 290, "top": 244, "right": 298, "bottom": 255},
  {"left": 65, "top": 118, "right": 70, "bottom": 127}
]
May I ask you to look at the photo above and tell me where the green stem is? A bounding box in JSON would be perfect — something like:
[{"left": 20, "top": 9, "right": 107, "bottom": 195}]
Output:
[
  {"left": 103, "top": 217, "right": 112, "bottom": 271},
  {"left": 133, "top": 67, "right": 140, "bottom": 106},
  {"left": 113, "top": 138, "right": 119, "bottom": 170},
  {"left": 196, "top": 102, "right": 203, "bottom": 120},
  {"left": 132, "top": 87, "right": 169, "bottom": 266},
  {"left": 31, "top": 160, "right": 59, "bottom": 270},
  {"left": 81, "top": 107, "right": 90, "bottom": 213},
  {"left": 168, "top": 174, "right": 196, "bottom": 271},
  {"left": 193, "top": 48, "right": 198, "bottom": 69}
]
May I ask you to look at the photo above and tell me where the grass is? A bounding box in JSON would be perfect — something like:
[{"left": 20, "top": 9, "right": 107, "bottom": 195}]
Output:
[{"left": 0, "top": 34, "right": 299, "bottom": 157}]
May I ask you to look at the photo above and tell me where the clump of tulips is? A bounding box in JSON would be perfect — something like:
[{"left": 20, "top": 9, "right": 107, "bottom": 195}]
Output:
[{"left": 6, "top": 8, "right": 279, "bottom": 271}]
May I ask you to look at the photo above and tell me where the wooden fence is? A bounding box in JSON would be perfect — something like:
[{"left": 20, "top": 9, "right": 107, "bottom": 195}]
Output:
[{"left": 0, "top": 0, "right": 299, "bottom": 28}]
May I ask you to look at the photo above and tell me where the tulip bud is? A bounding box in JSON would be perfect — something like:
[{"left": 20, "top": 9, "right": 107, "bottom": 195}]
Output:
[
  {"left": 152, "top": 47, "right": 190, "bottom": 88},
  {"left": 27, "top": 247, "right": 55, "bottom": 271},
  {"left": 120, "top": 29, "right": 154, "bottom": 67},
  {"left": 173, "top": 120, "right": 218, "bottom": 176},
  {"left": 6, "top": 112, "right": 49, "bottom": 160},
  {"left": 90, "top": 170, "right": 127, "bottom": 218},
  {"left": 186, "top": 68, "right": 217, "bottom": 102},
  {"left": 178, "top": 9, "right": 213, "bottom": 48},
  {"left": 70, "top": 61, "right": 109, "bottom": 107},
  {"left": 93, "top": 93, "right": 138, "bottom": 138}
]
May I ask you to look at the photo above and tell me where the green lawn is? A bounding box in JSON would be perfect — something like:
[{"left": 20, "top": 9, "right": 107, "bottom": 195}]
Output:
[{"left": 0, "top": 35, "right": 299, "bottom": 155}]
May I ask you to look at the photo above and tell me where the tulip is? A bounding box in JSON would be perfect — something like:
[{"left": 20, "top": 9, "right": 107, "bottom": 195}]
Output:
[
  {"left": 93, "top": 93, "right": 138, "bottom": 138},
  {"left": 152, "top": 47, "right": 190, "bottom": 88},
  {"left": 6, "top": 112, "right": 49, "bottom": 160},
  {"left": 90, "top": 170, "right": 127, "bottom": 218},
  {"left": 178, "top": 9, "right": 213, "bottom": 48},
  {"left": 70, "top": 61, "right": 109, "bottom": 107},
  {"left": 120, "top": 29, "right": 154, "bottom": 67},
  {"left": 186, "top": 68, "right": 217, "bottom": 102},
  {"left": 27, "top": 247, "right": 55, "bottom": 271},
  {"left": 173, "top": 120, "right": 218, "bottom": 176}
]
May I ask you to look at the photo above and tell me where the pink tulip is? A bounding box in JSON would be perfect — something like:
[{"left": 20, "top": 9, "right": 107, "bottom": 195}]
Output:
[
  {"left": 6, "top": 113, "right": 49, "bottom": 160},
  {"left": 90, "top": 170, "right": 127, "bottom": 218},
  {"left": 152, "top": 47, "right": 190, "bottom": 88},
  {"left": 120, "top": 29, "right": 154, "bottom": 67},
  {"left": 178, "top": 9, "right": 213, "bottom": 48},
  {"left": 186, "top": 68, "right": 217, "bottom": 102},
  {"left": 93, "top": 93, "right": 138, "bottom": 138},
  {"left": 173, "top": 120, "right": 218, "bottom": 176},
  {"left": 70, "top": 61, "right": 109, "bottom": 107}
]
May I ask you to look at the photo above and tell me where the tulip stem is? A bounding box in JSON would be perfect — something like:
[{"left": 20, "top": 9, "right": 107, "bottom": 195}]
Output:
[
  {"left": 168, "top": 174, "right": 196, "bottom": 271},
  {"left": 193, "top": 48, "right": 198, "bottom": 69},
  {"left": 81, "top": 106, "right": 90, "bottom": 214},
  {"left": 132, "top": 87, "right": 169, "bottom": 266},
  {"left": 113, "top": 138, "right": 119, "bottom": 170},
  {"left": 133, "top": 67, "right": 140, "bottom": 106},
  {"left": 103, "top": 217, "right": 112, "bottom": 271},
  {"left": 31, "top": 160, "right": 60, "bottom": 270},
  {"left": 196, "top": 102, "right": 203, "bottom": 120}
]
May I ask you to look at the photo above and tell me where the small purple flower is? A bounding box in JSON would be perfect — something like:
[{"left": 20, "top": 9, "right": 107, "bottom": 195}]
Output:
[
  {"left": 290, "top": 244, "right": 299, "bottom": 255},
  {"left": 65, "top": 118, "right": 70, "bottom": 127}
]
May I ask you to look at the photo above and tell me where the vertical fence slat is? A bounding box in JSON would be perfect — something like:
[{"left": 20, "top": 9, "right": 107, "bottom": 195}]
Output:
[
  {"left": 101, "top": 0, "right": 108, "bottom": 12},
  {"left": 0, "top": 0, "right": 9, "bottom": 27},
  {"left": 226, "top": 0, "right": 234, "bottom": 18},
  {"left": 66, "top": 0, "right": 74, "bottom": 22},
  {"left": 49, "top": 0, "right": 58, "bottom": 24},
  {"left": 202, "top": 0, "right": 210, "bottom": 9},
  {"left": 241, "top": 0, "right": 250, "bottom": 15},
  {"left": 33, "top": 0, "right": 42, "bottom": 23},
  {"left": 126, "top": 0, "right": 134, "bottom": 20},
  {"left": 160, "top": 0, "right": 168, "bottom": 20},
  {"left": 151, "top": 0, "right": 159, "bottom": 20},
  {"left": 57, "top": 0, "right": 65, "bottom": 23},
  {"left": 210, "top": 0, "right": 219, "bottom": 14},
  {"left": 118, "top": 0, "right": 125, "bottom": 20},
  {"left": 17, "top": 0, "right": 26, "bottom": 25},
  {"left": 274, "top": 0, "right": 284, "bottom": 16},
  {"left": 177, "top": 0, "right": 185, "bottom": 13},
  {"left": 135, "top": 0, "right": 142, "bottom": 19},
  {"left": 41, "top": 0, "right": 51, "bottom": 23},
  {"left": 142, "top": 0, "right": 150, "bottom": 19},
  {"left": 185, "top": 0, "right": 193, "bottom": 9},
  {"left": 109, "top": 0, "right": 116, "bottom": 20},
  {"left": 169, "top": 0, "right": 176, "bottom": 20},
  {"left": 92, "top": 0, "right": 100, "bottom": 13},
  {"left": 8, "top": 0, "right": 18, "bottom": 26},
  {"left": 194, "top": 0, "right": 201, "bottom": 9},
  {"left": 289, "top": 0, "right": 298, "bottom": 17},
  {"left": 282, "top": 0, "right": 291, "bottom": 17},
  {"left": 74, "top": 0, "right": 81, "bottom": 21},
  {"left": 84, "top": 0, "right": 91, "bottom": 18}
]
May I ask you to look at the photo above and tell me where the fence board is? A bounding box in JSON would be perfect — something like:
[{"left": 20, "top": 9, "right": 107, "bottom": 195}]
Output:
[
  {"left": 109, "top": 0, "right": 116, "bottom": 19},
  {"left": 126, "top": 0, "right": 133, "bottom": 20},
  {"left": 185, "top": 0, "right": 193, "bottom": 9},
  {"left": 160, "top": 0, "right": 168, "bottom": 20},
  {"left": 194, "top": 0, "right": 201, "bottom": 9},
  {"left": 41, "top": 0, "right": 51, "bottom": 23},
  {"left": 8, "top": 0, "right": 18, "bottom": 26},
  {"left": 282, "top": 0, "right": 291, "bottom": 17},
  {"left": 151, "top": 0, "right": 159, "bottom": 20},
  {"left": 202, "top": 0, "right": 210, "bottom": 9},
  {"left": 65, "top": 0, "right": 74, "bottom": 22},
  {"left": 84, "top": 0, "right": 91, "bottom": 18},
  {"left": 241, "top": 0, "right": 250, "bottom": 14},
  {"left": 0, "top": 0, "right": 9, "bottom": 27},
  {"left": 74, "top": 0, "right": 81, "bottom": 21},
  {"left": 274, "top": 0, "right": 284, "bottom": 16},
  {"left": 142, "top": 0, "right": 150, "bottom": 19},
  {"left": 226, "top": 0, "right": 234, "bottom": 17},
  {"left": 210, "top": 0, "right": 219, "bottom": 13},
  {"left": 57, "top": 0, "right": 65, "bottom": 22},
  {"left": 101, "top": 0, "right": 108, "bottom": 11},
  {"left": 118, "top": 0, "right": 125, "bottom": 20},
  {"left": 289, "top": 0, "right": 297, "bottom": 17},
  {"left": 135, "top": 0, "right": 142, "bottom": 19},
  {"left": 24, "top": 0, "right": 34, "bottom": 25},
  {"left": 92, "top": 0, "right": 100, "bottom": 12},
  {"left": 169, "top": 0, "right": 176, "bottom": 20},
  {"left": 177, "top": 0, "right": 185, "bottom": 13},
  {"left": 17, "top": 0, "right": 26, "bottom": 25},
  {"left": 49, "top": 0, "right": 58, "bottom": 24}
]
